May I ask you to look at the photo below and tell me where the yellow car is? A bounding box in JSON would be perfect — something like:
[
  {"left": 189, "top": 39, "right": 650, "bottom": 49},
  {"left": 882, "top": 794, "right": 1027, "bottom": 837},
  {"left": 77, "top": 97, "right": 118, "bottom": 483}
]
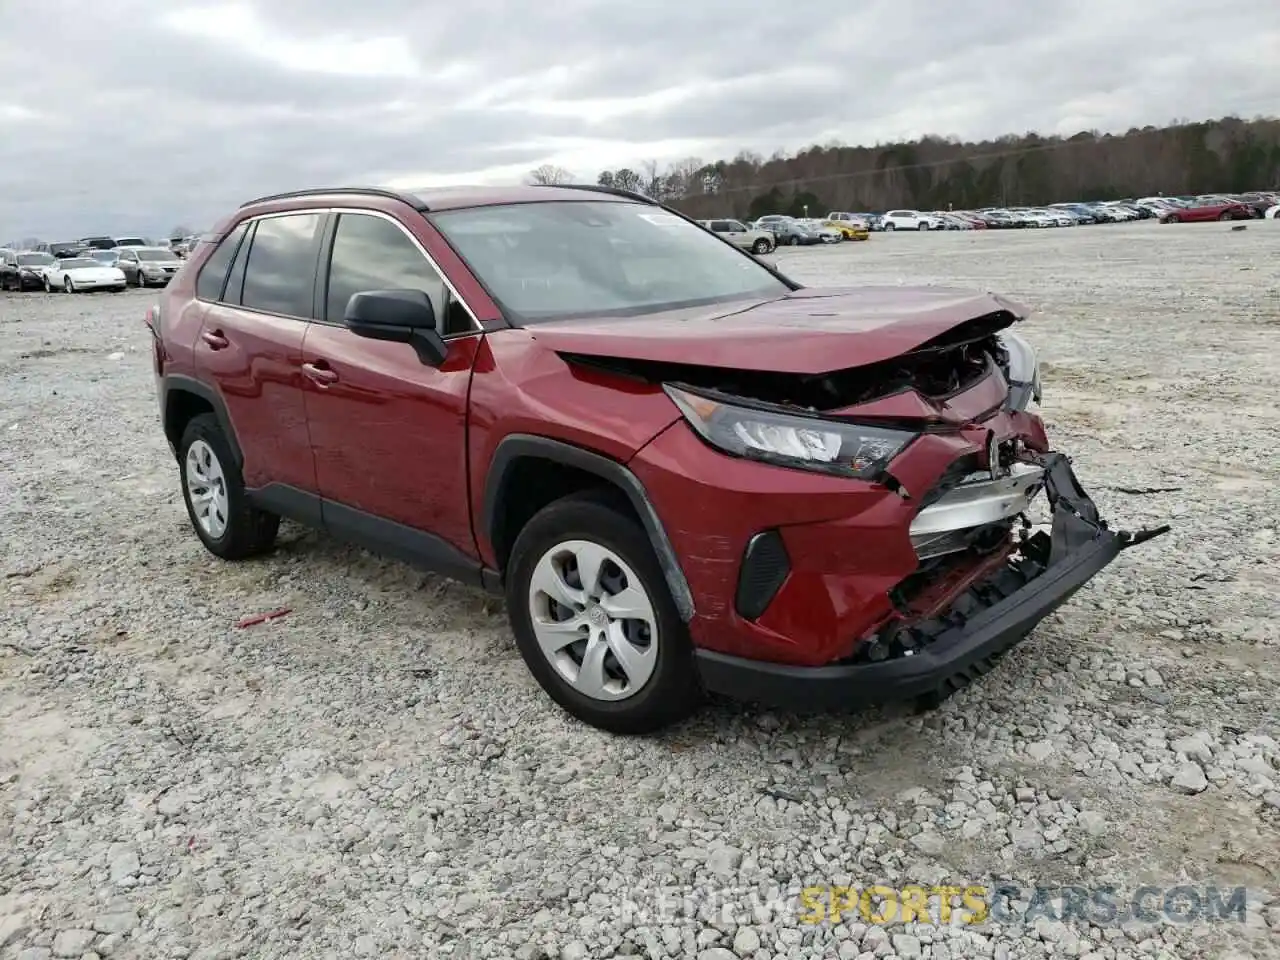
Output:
[{"left": 823, "top": 220, "right": 869, "bottom": 241}]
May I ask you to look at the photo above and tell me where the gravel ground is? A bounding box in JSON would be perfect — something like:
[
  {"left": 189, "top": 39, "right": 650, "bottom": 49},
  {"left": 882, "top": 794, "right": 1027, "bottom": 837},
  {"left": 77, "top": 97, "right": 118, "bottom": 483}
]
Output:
[{"left": 2, "top": 221, "right": 1278, "bottom": 960}]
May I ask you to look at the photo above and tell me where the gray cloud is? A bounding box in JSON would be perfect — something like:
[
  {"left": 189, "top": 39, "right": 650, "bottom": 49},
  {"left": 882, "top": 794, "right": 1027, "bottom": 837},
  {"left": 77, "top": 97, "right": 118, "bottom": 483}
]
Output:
[{"left": 1, "top": 0, "right": 1276, "bottom": 240}]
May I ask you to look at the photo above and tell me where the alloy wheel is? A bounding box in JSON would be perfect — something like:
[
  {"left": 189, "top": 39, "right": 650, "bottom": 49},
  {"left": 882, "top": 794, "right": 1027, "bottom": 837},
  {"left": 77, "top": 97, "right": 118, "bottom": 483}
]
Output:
[
  {"left": 185, "top": 439, "right": 230, "bottom": 539},
  {"left": 526, "top": 539, "right": 658, "bottom": 701}
]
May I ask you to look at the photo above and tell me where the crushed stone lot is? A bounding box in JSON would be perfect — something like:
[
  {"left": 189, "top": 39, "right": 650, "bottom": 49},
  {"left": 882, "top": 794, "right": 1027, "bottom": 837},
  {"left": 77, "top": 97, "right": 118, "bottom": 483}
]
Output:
[{"left": 2, "top": 222, "right": 1278, "bottom": 960}]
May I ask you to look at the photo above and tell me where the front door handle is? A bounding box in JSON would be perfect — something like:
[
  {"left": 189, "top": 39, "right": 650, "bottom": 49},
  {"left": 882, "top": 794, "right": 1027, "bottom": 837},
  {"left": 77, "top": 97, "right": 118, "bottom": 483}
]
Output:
[
  {"left": 200, "top": 329, "right": 229, "bottom": 350},
  {"left": 301, "top": 361, "right": 338, "bottom": 385}
]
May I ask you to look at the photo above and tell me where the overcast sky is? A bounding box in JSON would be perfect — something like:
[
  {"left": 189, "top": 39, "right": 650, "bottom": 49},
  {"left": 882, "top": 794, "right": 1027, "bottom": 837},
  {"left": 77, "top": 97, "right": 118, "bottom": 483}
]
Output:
[{"left": 2, "top": 0, "right": 1277, "bottom": 241}]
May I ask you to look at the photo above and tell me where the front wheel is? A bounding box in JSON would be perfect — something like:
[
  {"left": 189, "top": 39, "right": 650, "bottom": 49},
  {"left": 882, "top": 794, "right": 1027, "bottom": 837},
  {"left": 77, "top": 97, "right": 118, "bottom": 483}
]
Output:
[
  {"left": 1218, "top": 211, "right": 1232, "bottom": 222},
  {"left": 884, "top": 221, "right": 895, "bottom": 231},
  {"left": 44, "top": 277, "right": 52, "bottom": 292},
  {"left": 506, "top": 490, "right": 703, "bottom": 734},
  {"left": 1165, "top": 214, "right": 1179, "bottom": 223},
  {"left": 64, "top": 278, "right": 74, "bottom": 293}
]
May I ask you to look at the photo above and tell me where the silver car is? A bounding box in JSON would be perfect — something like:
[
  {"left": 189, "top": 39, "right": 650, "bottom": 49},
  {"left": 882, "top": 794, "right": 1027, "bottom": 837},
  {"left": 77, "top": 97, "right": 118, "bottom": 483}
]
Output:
[
  {"left": 699, "top": 218, "right": 775, "bottom": 254},
  {"left": 113, "top": 246, "right": 184, "bottom": 287}
]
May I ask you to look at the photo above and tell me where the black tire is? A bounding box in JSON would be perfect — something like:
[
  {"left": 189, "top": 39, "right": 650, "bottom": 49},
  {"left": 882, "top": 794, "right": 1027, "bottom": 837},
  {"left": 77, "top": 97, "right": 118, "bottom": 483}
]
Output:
[
  {"left": 177, "top": 413, "right": 279, "bottom": 560},
  {"left": 505, "top": 489, "right": 703, "bottom": 734},
  {"left": 751, "top": 238, "right": 770, "bottom": 254},
  {"left": 1218, "top": 211, "right": 1232, "bottom": 222},
  {"left": 917, "top": 221, "right": 929, "bottom": 231},
  {"left": 64, "top": 277, "right": 74, "bottom": 293},
  {"left": 1165, "top": 214, "right": 1179, "bottom": 224},
  {"left": 884, "top": 221, "right": 895, "bottom": 231},
  {"left": 43, "top": 277, "right": 52, "bottom": 292}
]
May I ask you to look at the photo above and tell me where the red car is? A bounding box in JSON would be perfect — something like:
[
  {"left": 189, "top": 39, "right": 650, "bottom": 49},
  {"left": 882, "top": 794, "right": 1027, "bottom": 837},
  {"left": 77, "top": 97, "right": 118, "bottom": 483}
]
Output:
[
  {"left": 1160, "top": 198, "right": 1253, "bottom": 223},
  {"left": 145, "top": 185, "right": 1167, "bottom": 732}
]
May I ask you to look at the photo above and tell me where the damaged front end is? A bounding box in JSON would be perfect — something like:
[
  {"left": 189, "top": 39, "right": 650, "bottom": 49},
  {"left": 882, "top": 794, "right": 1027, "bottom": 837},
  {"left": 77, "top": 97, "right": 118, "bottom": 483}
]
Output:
[
  {"left": 849, "top": 452, "right": 1169, "bottom": 703},
  {"left": 693, "top": 452, "right": 1170, "bottom": 712}
]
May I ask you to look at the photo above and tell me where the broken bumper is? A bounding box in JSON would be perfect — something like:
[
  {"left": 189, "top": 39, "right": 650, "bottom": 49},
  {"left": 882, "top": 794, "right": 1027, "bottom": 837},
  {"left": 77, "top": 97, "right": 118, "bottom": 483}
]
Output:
[{"left": 694, "top": 454, "right": 1169, "bottom": 711}]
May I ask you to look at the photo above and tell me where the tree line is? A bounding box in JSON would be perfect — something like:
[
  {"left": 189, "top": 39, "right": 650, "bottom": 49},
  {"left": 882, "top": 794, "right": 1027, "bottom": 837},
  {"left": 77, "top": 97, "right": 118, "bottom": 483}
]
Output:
[{"left": 528, "top": 115, "right": 1280, "bottom": 219}]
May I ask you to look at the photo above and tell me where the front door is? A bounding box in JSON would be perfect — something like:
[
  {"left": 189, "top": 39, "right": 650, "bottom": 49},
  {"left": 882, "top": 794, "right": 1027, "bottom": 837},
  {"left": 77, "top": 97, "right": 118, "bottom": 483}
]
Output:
[{"left": 300, "top": 210, "right": 482, "bottom": 565}]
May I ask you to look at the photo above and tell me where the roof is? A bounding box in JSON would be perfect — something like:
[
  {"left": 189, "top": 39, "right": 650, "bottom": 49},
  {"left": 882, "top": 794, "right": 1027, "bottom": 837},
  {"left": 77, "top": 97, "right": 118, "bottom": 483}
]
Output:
[{"left": 238, "top": 183, "right": 651, "bottom": 212}]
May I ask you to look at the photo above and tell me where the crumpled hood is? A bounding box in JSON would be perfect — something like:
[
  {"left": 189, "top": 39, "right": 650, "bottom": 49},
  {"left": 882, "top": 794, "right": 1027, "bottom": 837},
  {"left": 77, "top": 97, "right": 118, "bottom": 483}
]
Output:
[{"left": 526, "top": 286, "right": 1029, "bottom": 374}]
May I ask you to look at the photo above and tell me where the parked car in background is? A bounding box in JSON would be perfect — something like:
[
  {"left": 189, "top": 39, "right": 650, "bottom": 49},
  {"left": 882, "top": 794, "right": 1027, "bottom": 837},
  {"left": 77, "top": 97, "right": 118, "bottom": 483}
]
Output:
[
  {"left": 84, "top": 250, "right": 121, "bottom": 266},
  {"left": 35, "top": 241, "right": 86, "bottom": 257},
  {"left": 43, "top": 256, "right": 127, "bottom": 293},
  {"left": 821, "top": 218, "right": 870, "bottom": 240},
  {"left": 825, "top": 212, "right": 869, "bottom": 229},
  {"left": 0, "top": 250, "right": 56, "bottom": 291},
  {"left": 79, "top": 236, "right": 118, "bottom": 251},
  {"left": 766, "top": 219, "right": 824, "bottom": 246},
  {"left": 698, "top": 219, "right": 776, "bottom": 254},
  {"left": 1159, "top": 197, "right": 1253, "bottom": 223},
  {"left": 114, "top": 236, "right": 150, "bottom": 248},
  {"left": 880, "top": 210, "right": 944, "bottom": 231},
  {"left": 797, "top": 219, "right": 844, "bottom": 243},
  {"left": 113, "top": 245, "right": 184, "bottom": 287}
]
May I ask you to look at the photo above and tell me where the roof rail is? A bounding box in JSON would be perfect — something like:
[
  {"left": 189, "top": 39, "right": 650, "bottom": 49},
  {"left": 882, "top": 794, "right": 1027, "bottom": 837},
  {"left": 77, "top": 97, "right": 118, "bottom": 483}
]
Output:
[
  {"left": 537, "top": 183, "right": 656, "bottom": 204},
  {"left": 239, "top": 186, "right": 427, "bottom": 210}
]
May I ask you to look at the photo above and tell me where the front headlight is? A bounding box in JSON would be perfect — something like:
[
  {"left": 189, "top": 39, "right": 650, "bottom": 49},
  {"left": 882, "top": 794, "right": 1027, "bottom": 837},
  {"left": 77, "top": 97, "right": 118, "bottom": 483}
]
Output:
[
  {"left": 998, "top": 330, "right": 1042, "bottom": 412},
  {"left": 663, "top": 384, "right": 916, "bottom": 479}
]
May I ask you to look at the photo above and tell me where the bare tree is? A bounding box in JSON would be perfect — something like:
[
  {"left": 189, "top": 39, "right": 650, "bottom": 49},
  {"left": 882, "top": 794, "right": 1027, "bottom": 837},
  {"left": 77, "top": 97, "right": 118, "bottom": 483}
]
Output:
[
  {"left": 527, "top": 164, "right": 574, "bottom": 185},
  {"left": 170, "top": 224, "right": 194, "bottom": 239}
]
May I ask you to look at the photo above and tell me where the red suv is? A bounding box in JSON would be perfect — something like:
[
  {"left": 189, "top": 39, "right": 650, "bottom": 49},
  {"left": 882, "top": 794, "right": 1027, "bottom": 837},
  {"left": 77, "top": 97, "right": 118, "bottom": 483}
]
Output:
[{"left": 145, "top": 185, "right": 1167, "bottom": 733}]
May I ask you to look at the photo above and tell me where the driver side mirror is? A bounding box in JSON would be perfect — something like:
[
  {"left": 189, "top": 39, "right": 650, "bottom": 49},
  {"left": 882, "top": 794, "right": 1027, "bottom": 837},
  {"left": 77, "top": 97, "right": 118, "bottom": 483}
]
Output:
[{"left": 344, "top": 289, "right": 447, "bottom": 367}]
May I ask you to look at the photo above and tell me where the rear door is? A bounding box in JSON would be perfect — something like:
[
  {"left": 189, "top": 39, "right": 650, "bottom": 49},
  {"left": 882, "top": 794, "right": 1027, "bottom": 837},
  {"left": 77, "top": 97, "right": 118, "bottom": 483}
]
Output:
[
  {"left": 196, "top": 211, "right": 323, "bottom": 498},
  {"left": 301, "top": 209, "right": 482, "bottom": 562}
]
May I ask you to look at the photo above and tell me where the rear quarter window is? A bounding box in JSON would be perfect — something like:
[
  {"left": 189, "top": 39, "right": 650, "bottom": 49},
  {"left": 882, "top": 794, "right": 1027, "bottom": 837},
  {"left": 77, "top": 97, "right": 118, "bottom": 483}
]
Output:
[{"left": 195, "top": 223, "right": 249, "bottom": 301}]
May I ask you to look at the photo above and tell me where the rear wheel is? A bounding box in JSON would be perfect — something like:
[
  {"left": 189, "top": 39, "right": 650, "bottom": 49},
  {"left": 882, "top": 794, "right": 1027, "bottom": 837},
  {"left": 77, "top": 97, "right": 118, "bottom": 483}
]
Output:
[
  {"left": 505, "top": 490, "right": 703, "bottom": 733},
  {"left": 178, "top": 413, "right": 280, "bottom": 560},
  {"left": 917, "top": 221, "right": 929, "bottom": 231},
  {"left": 751, "top": 238, "right": 770, "bottom": 254}
]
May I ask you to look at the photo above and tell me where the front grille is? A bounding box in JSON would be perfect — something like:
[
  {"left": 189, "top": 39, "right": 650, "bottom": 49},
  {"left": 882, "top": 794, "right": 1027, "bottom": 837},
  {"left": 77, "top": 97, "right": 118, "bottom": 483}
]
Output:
[{"left": 735, "top": 530, "right": 790, "bottom": 620}]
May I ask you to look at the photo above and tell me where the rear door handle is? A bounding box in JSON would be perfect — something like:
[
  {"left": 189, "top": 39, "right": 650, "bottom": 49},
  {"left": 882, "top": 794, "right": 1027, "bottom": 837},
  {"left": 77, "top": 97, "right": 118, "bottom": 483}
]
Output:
[
  {"left": 200, "top": 330, "right": 229, "bottom": 350},
  {"left": 302, "top": 361, "right": 338, "bottom": 385}
]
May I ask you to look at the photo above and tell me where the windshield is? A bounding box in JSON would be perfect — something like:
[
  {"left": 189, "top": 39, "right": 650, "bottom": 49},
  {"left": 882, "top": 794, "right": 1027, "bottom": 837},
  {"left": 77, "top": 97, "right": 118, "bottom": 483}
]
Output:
[
  {"left": 18, "top": 254, "right": 54, "bottom": 266},
  {"left": 115, "top": 238, "right": 146, "bottom": 246},
  {"left": 87, "top": 251, "right": 116, "bottom": 261},
  {"left": 59, "top": 258, "right": 97, "bottom": 269},
  {"left": 430, "top": 201, "right": 789, "bottom": 322},
  {"left": 135, "top": 248, "right": 174, "bottom": 261}
]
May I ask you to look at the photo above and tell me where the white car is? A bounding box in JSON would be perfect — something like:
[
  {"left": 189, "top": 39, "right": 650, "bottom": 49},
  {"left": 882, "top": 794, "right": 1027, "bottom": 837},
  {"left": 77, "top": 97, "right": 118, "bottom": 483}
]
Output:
[
  {"left": 880, "top": 209, "right": 944, "bottom": 231},
  {"left": 43, "top": 256, "right": 127, "bottom": 293}
]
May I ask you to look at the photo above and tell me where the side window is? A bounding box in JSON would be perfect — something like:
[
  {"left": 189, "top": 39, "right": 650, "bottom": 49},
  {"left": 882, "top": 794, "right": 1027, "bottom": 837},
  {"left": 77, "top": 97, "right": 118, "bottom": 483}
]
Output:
[
  {"left": 709, "top": 220, "right": 729, "bottom": 232},
  {"left": 325, "top": 213, "right": 471, "bottom": 335},
  {"left": 195, "top": 222, "right": 248, "bottom": 301},
  {"left": 240, "top": 213, "right": 324, "bottom": 318},
  {"left": 727, "top": 221, "right": 747, "bottom": 232}
]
